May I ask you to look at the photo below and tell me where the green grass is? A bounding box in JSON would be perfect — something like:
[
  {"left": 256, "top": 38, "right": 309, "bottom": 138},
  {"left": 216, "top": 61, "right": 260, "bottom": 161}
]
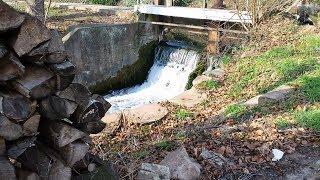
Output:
[
  {"left": 224, "top": 104, "right": 247, "bottom": 119},
  {"left": 226, "top": 35, "right": 320, "bottom": 100},
  {"left": 197, "top": 80, "right": 220, "bottom": 90},
  {"left": 274, "top": 118, "right": 290, "bottom": 129},
  {"left": 132, "top": 149, "right": 150, "bottom": 159},
  {"left": 176, "top": 109, "right": 192, "bottom": 120},
  {"left": 295, "top": 110, "right": 320, "bottom": 132},
  {"left": 155, "top": 140, "right": 174, "bottom": 150}
]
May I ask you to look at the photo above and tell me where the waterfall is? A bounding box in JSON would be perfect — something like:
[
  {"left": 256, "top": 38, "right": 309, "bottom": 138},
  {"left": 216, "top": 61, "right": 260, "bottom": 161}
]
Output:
[{"left": 105, "top": 41, "right": 200, "bottom": 112}]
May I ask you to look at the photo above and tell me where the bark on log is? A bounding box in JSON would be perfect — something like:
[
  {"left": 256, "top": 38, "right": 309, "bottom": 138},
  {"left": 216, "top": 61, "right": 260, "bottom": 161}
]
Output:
[
  {"left": 56, "top": 83, "right": 91, "bottom": 106},
  {"left": 0, "top": 114, "right": 23, "bottom": 140},
  {"left": 0, "top": 1, "right": 26, "bottom": 32},
  {"left": 0, "top": 156, "right": 16, "bottom": 180},
  {"left": 59, "top": 140, "right": 89, "bottom": 167},
  {"left": 72, "top": 99, "right": 105, "bottom": 123},
  {"left": 39, "top": 121, "right": 86, "bottom": 148},
  {"left": 10, "top": 15, "right": 51, "bottom": 57},
  {"left": 0, "top": 52, "right": 25, "bottom": 81},
  {"left": 16, "top": 168, "right": 40, "bottom": 180},
  {"left": 11, "top": 65, "right": 56, "bottom": 99},
  {"left": 0, "top": 138, "right": 5, "bottom": 155},
  {"left": 0, "top": 91, "right": 33, "bottom": 121},
  {"left": 7, "top": 136, "right": 37, "bottom": 159},
  {"left": 39, "top": 95, "right": 78, "bottom": 121},
  {"left": 23, "top": 114, "right": 40, "bottom": 136}
]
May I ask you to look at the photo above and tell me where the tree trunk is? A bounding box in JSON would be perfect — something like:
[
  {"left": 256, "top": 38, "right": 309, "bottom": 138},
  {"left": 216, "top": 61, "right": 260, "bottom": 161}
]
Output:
[
  {"left": 26, "top": 0, "right": 45, "bottom": 22},
  {"left": 212, "top": 0, "right": 225, "bottom": 9}
]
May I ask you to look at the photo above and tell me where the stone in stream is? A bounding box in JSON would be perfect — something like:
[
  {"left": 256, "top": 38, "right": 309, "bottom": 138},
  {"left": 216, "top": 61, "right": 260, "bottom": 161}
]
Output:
[
  {"left": 123, "top": 104, "right": 168, "bottom": 124},
  {"left": 160, "top": 146, "right": 202, "bottom": 180},
  {"left": 137, "top": 163, "right": 170, "bottom": 180},
  {"left": 203, "top": 68, "right": 225, "bottom": 78}
]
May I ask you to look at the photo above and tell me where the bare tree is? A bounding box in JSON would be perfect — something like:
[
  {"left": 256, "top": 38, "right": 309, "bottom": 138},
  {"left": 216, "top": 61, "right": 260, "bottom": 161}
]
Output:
[{"left": 25, "top": 0, "right": 45, "bottom": 22}]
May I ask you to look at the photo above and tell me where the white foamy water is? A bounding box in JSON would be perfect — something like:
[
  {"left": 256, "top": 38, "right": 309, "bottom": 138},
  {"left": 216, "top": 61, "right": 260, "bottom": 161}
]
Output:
[{"left": 105, "top": 44, "right": 200, "bottom": 112}]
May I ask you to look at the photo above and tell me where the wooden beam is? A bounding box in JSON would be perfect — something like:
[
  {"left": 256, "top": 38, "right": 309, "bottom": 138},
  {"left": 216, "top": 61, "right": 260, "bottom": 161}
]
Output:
[{"left": 138, "top": 21, "right": 249, "bottom": 34}]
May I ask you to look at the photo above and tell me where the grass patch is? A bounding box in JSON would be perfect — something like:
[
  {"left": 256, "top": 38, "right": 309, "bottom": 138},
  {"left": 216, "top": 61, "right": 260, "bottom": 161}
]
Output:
[
  {"left": 155, "top": 140, "right": 174, "bottom": 151},
  {"left": 176, "top": 109, "right": 192, "bottom": 120},
  {"left": 274, "top": 118, "right": 290, "bottom": 129},
  {"left": 132, "top": 149, "right": 150, "bottom": 159},
  {"left": 224, "top": 104, "right": 247, "bottom": 119},
  {"left": 197, "top": 80, "right": 220, "bottom": 90},
  {"left": 299, "top": 75, "right": 320, "bottom": 103},
  {"left": 295, "top": 110, "right": 320, "bottom": 132}
]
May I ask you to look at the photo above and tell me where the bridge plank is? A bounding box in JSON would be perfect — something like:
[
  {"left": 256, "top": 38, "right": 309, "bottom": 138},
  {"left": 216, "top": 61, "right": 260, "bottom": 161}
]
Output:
[{"left": 135, "top": 5, "right": 253, "bottom": 24}]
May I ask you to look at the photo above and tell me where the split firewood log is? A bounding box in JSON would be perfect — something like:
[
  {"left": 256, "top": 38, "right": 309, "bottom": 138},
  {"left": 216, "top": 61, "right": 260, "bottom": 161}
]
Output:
[
  {"left": 46, "top": 29, "right": 67, "bottom": 64},
  {"left": 0, "top": 138, "right": 5, "bottom": 155},
  {"left": 7, "top": 136, "right": 37, "bottom": 159},
  {"left": 56, "top": 83, "right": 91, "bottom": 106},
  {"left": 76, "top": 121, "right": 106, "bottom": 134},
  {"left": 15, "top": 143, "right": 52, "bottom": 177},
  {"left": 0, "top": 114, "right": 23, "bottom": 141},
  {"left": 10, "top": 65, "right": 56, "bottom": 99},
  {"left": 39, "top": 95, "right": 78, "bottom": 121},
  {"left": 59, "top": 140, "right": 89, "bottom": 167},
  {"left": 23, "top": 114, "right": 41, "bottom": 136},
  {"left": 0, "top": 0, "right": 25, "bottom": 32},
  {"left": 92, "top": 94, "right": 112, "bottom": 115},
  {"left": 0, "top": 52, "right": 25, "bottom": 81},
  {"left": 16, "top": 168, "right": 40, "bottom": 180},
  {"left": 0, "top": 156, "right": 16, "bottom": 180},
  {"left": 10, "top": 15, "right": 51, "bottom": 57},
  {"left": 0, "top": 39, "right": 8, "bottom": 59},
  {"left": 39, "top": 121, "right": 86, "bottom": 148},
  {"left": 49, "top": 60, "right": 76, "bottom": 91},
  {"left": 72, "top": 99, "right": 105, "bottom": 124},
  {"left": 25, "top": 29, "right": 67, "bottom": 64},
  {"left": 0, "top": 90, "right": 33, "bottom": 121}
]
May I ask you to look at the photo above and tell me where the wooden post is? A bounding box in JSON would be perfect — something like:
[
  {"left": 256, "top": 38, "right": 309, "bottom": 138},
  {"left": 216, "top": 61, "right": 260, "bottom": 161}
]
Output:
[{"left": 207, "top": 30, "right": 220, "bottom": 55}]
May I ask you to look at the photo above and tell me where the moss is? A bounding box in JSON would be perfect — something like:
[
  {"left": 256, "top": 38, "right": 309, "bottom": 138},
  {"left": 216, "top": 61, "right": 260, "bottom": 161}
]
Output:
[
  {"left": 186, "top": 60, "right": 206, "bottom": 90},
  {"left": 89, "top": 40, "right": 158, "bottom": 94}
]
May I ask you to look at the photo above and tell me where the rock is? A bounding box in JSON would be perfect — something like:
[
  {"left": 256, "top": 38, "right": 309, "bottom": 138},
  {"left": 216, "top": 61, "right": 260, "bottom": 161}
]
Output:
[
  {"left": 203, "top": 68, "right": 224, "bottom": 78},
  {"left": 123, "top": 104, "right": 168, "bottom": 124},
  {"left": 160, "top": 147, "right": 201, "bottom": 180},
  {"left": 137, "top": 163, "right": 170, "bottom": 180},
  {"left": 100, "top": 112, "right": 123, "bottom": 135},
  {"left": 169, "top": 88, "right": 207, "bottom": 108},
  {"left": 200, "top": 148, "right": 230, "bottom": 168},
  {"left": 192, "top": 75, "right": 212, "bottom": 87},
  {"left": 244, "top": 85, "right": 295, "bottom": 107}
]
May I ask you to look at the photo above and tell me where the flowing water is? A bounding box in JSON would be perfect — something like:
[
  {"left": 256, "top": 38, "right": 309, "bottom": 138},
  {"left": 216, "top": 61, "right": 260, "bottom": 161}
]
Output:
[{"left": 105, "top": 41, "right": 200, "bottom": 112}]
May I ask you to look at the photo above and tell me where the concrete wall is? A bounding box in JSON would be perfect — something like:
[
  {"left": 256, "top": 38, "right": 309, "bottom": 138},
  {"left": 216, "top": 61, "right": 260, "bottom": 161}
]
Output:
[{"left": 63, "top": 23, "right": 159, "bottom": 94}]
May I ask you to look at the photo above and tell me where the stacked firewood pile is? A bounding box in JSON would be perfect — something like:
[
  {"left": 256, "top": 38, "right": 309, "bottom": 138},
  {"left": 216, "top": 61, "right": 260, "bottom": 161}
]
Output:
[{"left": 0, "top": 1, "right": 117, "bottom": 179}]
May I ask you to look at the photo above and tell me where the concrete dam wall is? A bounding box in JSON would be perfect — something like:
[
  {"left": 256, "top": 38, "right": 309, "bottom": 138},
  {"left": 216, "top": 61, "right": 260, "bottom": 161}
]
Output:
[{"left": 63, "top": 23, "right": 159, "bottom": 94}]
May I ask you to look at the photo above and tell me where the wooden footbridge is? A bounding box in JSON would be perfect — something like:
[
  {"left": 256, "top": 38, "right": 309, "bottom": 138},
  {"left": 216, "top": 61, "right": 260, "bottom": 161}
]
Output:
[{"left": 134, "top": 1, "right": 259, "bottom": 55}]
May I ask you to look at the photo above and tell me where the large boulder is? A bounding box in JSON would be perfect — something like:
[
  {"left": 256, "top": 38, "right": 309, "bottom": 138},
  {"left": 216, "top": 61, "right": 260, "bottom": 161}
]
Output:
[
  {"left": 137, "top": 163, "right": 170, "bottom": 180},
  {"left": 123, "top": 104, "right": 168, "bottom": 124},
  {"left": 160, "top": 147, "right": 202, "bottom": 180}
]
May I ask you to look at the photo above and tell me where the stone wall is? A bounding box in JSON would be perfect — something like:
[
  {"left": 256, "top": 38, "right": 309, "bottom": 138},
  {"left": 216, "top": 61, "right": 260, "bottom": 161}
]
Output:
[{"left": 63, "top": 23, "right": 159, "bottom": 94}]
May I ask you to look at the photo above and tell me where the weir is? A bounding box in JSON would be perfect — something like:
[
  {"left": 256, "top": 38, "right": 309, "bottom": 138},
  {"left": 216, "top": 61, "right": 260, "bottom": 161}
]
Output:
[{"left": 105, "top": 41, "right": 201, "bottom": 112}]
